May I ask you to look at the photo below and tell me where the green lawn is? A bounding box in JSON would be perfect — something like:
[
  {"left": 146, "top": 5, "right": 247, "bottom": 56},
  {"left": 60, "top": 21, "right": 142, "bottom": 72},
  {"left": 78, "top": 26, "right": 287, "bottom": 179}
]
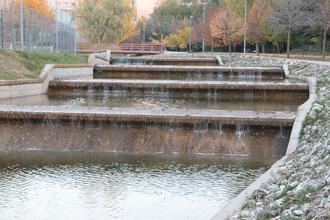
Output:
[{"left": 0, "top": 49, "right": 88, "bottom": 80}]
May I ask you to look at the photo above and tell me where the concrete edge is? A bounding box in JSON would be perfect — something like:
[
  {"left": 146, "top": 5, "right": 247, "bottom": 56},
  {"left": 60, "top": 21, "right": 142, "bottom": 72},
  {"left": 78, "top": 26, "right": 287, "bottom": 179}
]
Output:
[
  {"left": 0, "top": 63, "right": 93, "bottom": 100},
  {"left": 210, "top": 64, "right": 317, "bottom": 220},
  {"left": 216, "top": 55, "right": 225, "bottom": 66}
]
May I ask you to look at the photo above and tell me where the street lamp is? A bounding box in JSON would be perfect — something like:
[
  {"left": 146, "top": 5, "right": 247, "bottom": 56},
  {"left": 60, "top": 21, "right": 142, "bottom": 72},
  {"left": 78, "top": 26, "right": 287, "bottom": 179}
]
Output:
[
  {"left": 189, "top": 15, "right": 193, "bottom": 53},
  {"left": 201, "top": 0, "right": 206, "bottom": 53}
]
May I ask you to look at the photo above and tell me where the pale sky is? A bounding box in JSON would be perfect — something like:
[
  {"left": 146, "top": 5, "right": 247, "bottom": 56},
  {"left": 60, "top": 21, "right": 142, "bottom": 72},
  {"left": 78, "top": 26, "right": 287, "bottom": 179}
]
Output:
[{"left": 136, "top": 0, "right": 162, "bottom": 19}]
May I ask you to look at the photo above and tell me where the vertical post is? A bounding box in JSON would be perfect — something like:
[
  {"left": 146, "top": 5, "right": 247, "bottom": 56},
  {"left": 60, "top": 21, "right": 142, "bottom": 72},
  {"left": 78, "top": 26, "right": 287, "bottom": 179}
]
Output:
[
  {"left": 55, "top": 0, "right": 59, "bottom": 52},
  {"left": 25, "top": 6, "right": 28, "bottom": 50},
  {"left": 202, "top": 0, "right": 206, "bottom": 53},
  {"left": 73, "top": 0, "right": 77, "bottom": 54},
  {"left": 142, "top": 23, "right": 145, "bottom": 44},
  {"left": 28, "top": 8, "right": 31, "bottom": 49},
  {"left": 243, "top": 0, "right": 247, "bottom": 53},
  {"left": 19, "top": 0, "right": 23, "bottom": 50},
  {"left": 189, "top": 15, "right": 192, "bottom": 53},
  {"left": 0, "top": 0, "right": 4, "bottom": 49},
  {"left": 11, "top": 0, "right": 15, "bottom": 49}
]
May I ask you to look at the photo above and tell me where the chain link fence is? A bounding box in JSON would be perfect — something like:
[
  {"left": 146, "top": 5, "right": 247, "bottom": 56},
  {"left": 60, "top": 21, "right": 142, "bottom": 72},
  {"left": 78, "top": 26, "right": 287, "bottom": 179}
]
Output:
[{"left": 0, "top": 0, "right": 76, "bottom": 53}]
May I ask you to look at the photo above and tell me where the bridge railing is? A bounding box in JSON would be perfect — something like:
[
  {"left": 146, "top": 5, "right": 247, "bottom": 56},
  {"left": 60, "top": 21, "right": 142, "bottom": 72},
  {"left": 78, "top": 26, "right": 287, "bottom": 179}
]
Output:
[{"left": 77, "top": 43, "right": 163, "bottom": 54}]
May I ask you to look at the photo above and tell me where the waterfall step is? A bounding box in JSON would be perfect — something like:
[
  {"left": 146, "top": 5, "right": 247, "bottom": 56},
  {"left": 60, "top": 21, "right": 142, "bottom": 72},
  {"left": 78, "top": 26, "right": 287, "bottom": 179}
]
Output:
[
  {"left": 111, "top": 57, "right": 218, "bottom": 65},
  {"left": 95, "top": 65, "right": 283, "bottom": 73},
  {"left": 49, "top": 79, "right": 309, "bottom": 92},
  {"left": 0, "top": 105, "right": 296, "bottom": 126}
]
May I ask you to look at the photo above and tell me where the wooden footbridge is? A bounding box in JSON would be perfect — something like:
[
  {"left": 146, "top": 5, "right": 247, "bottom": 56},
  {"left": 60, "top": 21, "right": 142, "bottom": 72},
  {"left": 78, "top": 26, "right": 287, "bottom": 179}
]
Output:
[{"left": 77, "top": 43, "right": 164, "bottom": 55}]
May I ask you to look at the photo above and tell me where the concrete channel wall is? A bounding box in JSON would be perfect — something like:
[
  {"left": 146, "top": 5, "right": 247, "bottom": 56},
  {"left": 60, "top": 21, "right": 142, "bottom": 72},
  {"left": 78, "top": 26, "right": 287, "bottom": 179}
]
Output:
[
  {"left": 0, "top": 64, "right": 93, "bottom": 100},
  {"left": 211, "top": 65, "right": 316, "bottom": 220}
]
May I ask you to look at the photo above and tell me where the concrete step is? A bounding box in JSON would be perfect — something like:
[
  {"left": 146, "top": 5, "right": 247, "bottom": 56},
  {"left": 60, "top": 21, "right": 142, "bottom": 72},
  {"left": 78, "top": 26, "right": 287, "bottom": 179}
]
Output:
[
  {"left": 49, "top": 79, "right": 309, "bottom": 92},
  {"left": 0, "top": 105, "right": 296, "bottom": 127}
]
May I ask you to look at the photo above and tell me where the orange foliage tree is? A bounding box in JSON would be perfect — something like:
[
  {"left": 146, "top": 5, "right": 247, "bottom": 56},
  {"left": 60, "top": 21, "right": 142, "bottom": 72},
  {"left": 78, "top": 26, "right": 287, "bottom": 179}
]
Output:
[
  {"left": 210, "top": 5, "right": 243, "bottom": 53},
  {"left": 247, "top": 0, "right": 271, "bottom": 55},
  {"left": 14, "top": 0, "right": 53, "bottom": 17}
]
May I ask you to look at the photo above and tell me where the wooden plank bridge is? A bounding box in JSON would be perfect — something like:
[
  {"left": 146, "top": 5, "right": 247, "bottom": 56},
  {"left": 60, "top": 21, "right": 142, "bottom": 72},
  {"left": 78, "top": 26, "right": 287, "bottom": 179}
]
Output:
[{"left": 77, "top": 43, "right": 164, "bottom": 55}]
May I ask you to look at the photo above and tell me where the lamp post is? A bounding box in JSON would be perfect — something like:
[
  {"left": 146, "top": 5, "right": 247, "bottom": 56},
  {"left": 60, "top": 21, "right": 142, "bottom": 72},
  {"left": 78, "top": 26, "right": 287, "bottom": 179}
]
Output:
[
  {"left": 189, "top": 15, "right": 193, "bottom": 53},
  {"left": 201, "top": 0, "right": 206, "bottom": 53},
  {"left": 243, "top": 0, "right": 247, "bottom": 53}
]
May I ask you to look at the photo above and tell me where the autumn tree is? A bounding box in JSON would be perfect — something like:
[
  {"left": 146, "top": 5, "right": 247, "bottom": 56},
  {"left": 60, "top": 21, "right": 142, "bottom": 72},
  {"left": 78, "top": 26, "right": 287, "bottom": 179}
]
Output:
[
  {"left": 15, "top": 0, "right": 53, "bottom": 17},
  {"left": 165, "top": 20, "right": 191, "bottom": 51},
  {"left": 210, "top": 4, "right": 243, "bottom": 53},
  {"left": 75, "top": 0, "right": 136, "bottom": 44},
  {"left": 247, "top": 0, "right": 271, "bottom": 55}
]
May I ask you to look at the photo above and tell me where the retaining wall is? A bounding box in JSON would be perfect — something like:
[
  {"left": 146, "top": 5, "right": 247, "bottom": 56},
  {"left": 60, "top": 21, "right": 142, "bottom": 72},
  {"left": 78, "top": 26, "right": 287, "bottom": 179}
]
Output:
[{"left": 0, "top": 64, "right": 93, "bottom": 100}]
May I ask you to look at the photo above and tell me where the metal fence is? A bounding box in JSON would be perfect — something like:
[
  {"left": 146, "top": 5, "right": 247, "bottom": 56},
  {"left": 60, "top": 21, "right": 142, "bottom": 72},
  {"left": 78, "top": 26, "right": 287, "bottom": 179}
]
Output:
[{"left": 0, "top": 0, "right": 76, "bottom": 53}]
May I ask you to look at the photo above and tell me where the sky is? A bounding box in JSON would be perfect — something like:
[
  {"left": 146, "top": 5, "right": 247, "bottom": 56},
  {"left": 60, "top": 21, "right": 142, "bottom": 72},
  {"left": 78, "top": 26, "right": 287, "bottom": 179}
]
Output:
[{"left": 136, "top": 0, "right": 162, "bottom": 18}]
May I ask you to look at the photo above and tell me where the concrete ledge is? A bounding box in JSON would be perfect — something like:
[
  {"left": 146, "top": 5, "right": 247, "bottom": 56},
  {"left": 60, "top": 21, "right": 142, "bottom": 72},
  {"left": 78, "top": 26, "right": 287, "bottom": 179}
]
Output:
[
  {"left": 0, "top": 105, "right": 296, "bottom": 126},
  {"left": 49, "top": 79, "right": 309, "bottom": 92},
  {"left": 211, "top": 64, "right": 317, "bottom": 220},
  {"left": 95, "top": 65, "right": 284, "bottom": 73},
  {"left": 0, "top": 64, "right": 93, "bottom": 100}
]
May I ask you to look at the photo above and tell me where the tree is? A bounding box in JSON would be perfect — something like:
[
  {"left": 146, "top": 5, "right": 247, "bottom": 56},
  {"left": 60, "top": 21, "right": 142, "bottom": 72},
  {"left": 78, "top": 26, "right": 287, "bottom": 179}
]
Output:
[
  {"left": 165, "top": 22, "right": 191, "bottom": 51},
  {"left": 15, "top": 0, "right": 53, "bottom": 17},
  {"left": 75, "top": 0, "right": 136, "bottom": 44},
  {"left": 210, "top": 4, "right": 243, "bottom": 53},
  {"left": 314, "top": 0, "right": 330, "bottom": 59},
  {"left": 146, "top": 0, "right": 203, "bottom": 42},
  {"left": 269, "top": 0, "right": 310, "bottom": 58},
  {"left": 247, "top": 0, "right": 271, "bottom": 55}
]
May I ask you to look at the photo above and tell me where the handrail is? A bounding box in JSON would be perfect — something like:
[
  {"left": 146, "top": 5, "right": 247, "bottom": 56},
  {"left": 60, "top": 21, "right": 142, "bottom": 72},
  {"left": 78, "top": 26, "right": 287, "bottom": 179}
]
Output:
[{"left": 77, "top": 43, "right": 163, "bottom": 54}]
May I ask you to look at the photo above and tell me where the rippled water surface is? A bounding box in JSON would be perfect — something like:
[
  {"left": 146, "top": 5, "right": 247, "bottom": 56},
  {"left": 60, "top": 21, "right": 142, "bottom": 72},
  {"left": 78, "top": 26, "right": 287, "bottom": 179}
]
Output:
[{"left": 0, "top": 152, "right": 266, "bottom": 220}]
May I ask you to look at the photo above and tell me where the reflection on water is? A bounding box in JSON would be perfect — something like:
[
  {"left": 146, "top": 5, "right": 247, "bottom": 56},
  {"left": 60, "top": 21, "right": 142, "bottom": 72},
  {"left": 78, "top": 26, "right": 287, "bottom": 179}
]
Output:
[{"left": 0, "top": 152, "right": 266, "bottom": 220}]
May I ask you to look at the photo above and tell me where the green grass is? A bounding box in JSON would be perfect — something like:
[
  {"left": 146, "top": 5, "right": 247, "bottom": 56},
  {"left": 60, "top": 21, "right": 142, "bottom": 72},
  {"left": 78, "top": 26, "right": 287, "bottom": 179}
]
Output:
[{"left": 0, "top": 49, "right": 88, "bottom": 80}]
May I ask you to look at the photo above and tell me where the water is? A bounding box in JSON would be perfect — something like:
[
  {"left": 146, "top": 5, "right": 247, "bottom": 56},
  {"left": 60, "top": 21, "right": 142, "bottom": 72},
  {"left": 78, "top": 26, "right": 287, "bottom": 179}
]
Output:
[
  {"left": 0, "top": 93, "right": 306, "bottom": 112},
  {"left": 94, "top": 71, "right": 283, "bottom": 81},
  {"left": 0, "top": 152, "right": 266, "bottom": 220}
]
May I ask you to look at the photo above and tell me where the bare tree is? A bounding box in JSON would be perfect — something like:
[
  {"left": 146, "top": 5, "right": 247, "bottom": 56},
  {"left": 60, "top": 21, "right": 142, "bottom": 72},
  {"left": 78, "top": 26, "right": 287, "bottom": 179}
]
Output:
[
  {"left": 314, "top": 0, "right": 330, "bottom": 59},
  {"left": 270, "top": 0, "right": 310, "bottom": 58}
]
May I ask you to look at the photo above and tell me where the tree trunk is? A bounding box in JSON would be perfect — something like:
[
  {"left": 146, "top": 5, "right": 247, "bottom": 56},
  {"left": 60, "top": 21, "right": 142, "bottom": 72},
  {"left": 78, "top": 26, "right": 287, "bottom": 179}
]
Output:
[
  {"left": 256, "top": 42, "right": 259, "bottom": 56},
  {"left": 287, "top": 28, "right": 291, "bottom": 58},
  {"left": 262, "top": 44, "right": 265, "bottom": 53},
  {"left": 322, "top": 24, "right": 327, "bottom": 60},
  {"left": 229, "top": 41, "right": 232, "bottom": 54}
]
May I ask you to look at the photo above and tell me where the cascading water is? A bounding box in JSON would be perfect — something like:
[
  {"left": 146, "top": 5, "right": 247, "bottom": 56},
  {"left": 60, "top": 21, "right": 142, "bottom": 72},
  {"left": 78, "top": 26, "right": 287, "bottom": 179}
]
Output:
[{"left": 0, "top": 55, "right": 310, "bottom": 220}]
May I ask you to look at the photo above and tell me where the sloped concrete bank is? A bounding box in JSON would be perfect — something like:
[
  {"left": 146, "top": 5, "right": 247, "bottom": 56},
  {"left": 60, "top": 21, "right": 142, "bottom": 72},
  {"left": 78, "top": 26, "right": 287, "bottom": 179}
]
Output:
[{"left": 211, "top": 55, "right": 329, "bottom": 219}]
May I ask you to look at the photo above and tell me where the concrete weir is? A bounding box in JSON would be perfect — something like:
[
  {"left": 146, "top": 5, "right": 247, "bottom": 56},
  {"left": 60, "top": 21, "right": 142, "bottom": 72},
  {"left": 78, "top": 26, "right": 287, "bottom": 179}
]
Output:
[
  {"left": 94, "top": 65, "right": 285, "bottom": 80},
  {"left": 49, "top": 79, "right": 308, "bottom": 91},
  {"left": 111, "top": 56, "right": 219, "bottom": 66},
  {"left": 0, "top": 105, "right": 294, "bottom": 162}
]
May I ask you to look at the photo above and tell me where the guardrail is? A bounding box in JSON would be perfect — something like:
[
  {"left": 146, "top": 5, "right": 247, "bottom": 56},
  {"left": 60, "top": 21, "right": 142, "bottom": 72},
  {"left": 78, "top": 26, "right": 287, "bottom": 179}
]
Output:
[{"left": 77, "top": 43, "right": 163, "bottom": 54}]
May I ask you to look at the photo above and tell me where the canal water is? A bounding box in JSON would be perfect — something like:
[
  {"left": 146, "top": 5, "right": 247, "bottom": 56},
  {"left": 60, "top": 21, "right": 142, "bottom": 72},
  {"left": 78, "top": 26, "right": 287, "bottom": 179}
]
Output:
[{"left": 0, "top": 152, "right": 266, "bottom": 220}]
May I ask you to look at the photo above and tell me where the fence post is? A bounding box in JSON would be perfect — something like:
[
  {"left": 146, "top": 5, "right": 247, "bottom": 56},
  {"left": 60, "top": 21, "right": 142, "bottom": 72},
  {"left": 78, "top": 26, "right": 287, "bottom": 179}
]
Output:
[
  {"left": 19, "top": 0, "right": 23, "bottom": 50},
  {"left": 0, "top": 0, "right": 3, "bottom": 49},
  {"left": 11, "top": 0, "right": 14, "bottom": 49}
]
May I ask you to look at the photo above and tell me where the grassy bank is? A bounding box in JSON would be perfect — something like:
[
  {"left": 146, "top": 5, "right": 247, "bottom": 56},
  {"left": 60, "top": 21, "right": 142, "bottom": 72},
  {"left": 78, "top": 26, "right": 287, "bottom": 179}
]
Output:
[{"left": 0, "top": 50, "right": 88, "bottom": 80}]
